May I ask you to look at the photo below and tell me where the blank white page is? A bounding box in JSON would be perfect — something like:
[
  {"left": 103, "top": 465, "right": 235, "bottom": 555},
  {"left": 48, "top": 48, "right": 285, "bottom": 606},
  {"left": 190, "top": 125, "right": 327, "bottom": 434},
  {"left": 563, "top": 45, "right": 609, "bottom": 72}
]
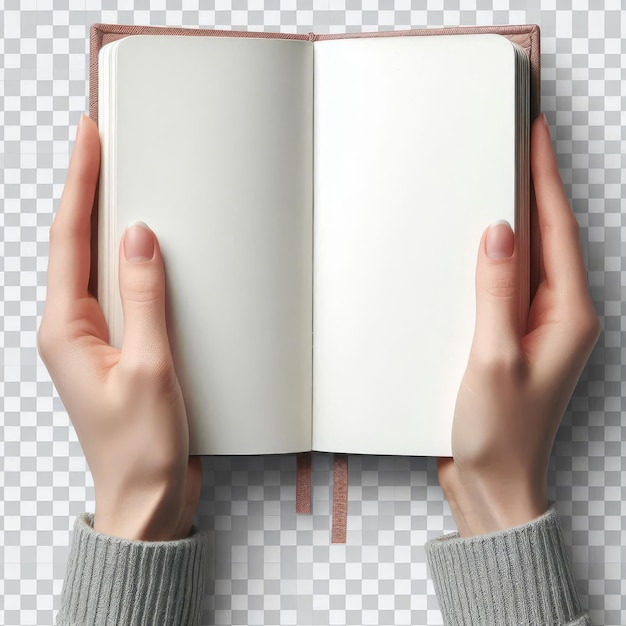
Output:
[
  {"left": 312, "top": 35, "right": 518, "bottom": 455},
  {"left": 99, "top": 36, "right": 313, "bottom": 455}
]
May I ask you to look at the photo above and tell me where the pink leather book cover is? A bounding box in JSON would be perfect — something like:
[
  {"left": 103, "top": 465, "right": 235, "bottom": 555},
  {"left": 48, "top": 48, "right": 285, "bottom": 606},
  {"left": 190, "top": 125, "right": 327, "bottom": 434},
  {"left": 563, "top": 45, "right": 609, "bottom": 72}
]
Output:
[{"left": 89, "top": 23, "right": 540, "bottom": 122}]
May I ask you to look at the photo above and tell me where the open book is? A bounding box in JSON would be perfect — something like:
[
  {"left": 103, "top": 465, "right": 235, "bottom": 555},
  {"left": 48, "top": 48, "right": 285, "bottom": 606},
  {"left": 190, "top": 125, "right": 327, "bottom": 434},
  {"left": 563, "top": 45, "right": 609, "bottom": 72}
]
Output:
[{"left": 95, "top": 27, "right": 534, "bottom": 456}]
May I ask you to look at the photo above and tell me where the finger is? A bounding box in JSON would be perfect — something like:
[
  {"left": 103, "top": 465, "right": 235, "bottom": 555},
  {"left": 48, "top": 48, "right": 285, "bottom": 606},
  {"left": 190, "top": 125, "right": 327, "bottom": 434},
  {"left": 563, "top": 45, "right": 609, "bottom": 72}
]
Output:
[
  {"left": 471, "top": 221, "right": 521, "bottom": 354},
  {"left": 528, "top": 181, "right": 543, "bottom": 300},
  {"left": 46, "top": 115, "right": 101, "bottom": 309},
  {"left": 118, "top": 222, "right": 173, "bottom": 368},
  {"left": 531, "top": 114, "right": 588, "bottom": 300}
]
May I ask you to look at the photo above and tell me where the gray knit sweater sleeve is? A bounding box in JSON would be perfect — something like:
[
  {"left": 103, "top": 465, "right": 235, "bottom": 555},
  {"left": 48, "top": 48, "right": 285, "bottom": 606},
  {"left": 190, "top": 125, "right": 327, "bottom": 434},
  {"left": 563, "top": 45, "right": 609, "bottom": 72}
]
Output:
[
  {"left": 57, "top": 513, "right": 210, "bottom": 626},
  {"left": 59, "top": 509, "right": 590, "bottom": 625},
  {"left": 426, "top": 508, "right": 591, "bottom": 625}
]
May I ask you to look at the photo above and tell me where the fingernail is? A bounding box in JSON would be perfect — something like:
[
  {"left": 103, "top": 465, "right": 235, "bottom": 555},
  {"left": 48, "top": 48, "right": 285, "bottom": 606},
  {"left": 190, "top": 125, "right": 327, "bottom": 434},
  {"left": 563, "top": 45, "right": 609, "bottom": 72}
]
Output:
[
  {"left": 486, "top": 220, "right": 514, "bottom": 259},
  {"left": 540, "top": 112, "right": 551, "bottom": 137},
  {"left": 124, "top": 221, "right": 155, "bottom": 262}
]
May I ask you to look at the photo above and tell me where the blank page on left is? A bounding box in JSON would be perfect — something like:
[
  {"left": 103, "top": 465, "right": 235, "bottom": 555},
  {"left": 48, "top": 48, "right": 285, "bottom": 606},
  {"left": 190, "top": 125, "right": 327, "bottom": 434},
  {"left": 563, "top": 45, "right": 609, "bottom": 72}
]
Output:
[{"left": 98, "top": 36, "right": 314, "bottom": 454}]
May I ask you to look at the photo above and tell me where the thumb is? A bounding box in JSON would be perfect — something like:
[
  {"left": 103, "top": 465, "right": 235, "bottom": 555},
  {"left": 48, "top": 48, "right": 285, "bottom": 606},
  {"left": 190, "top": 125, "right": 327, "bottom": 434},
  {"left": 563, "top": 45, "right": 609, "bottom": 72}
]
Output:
[
  {"left": 118, "top": 222, "right": 171, "bottom": 365},
  {"left": 472, "top": 221, "right": 520, "bottom": 354}
]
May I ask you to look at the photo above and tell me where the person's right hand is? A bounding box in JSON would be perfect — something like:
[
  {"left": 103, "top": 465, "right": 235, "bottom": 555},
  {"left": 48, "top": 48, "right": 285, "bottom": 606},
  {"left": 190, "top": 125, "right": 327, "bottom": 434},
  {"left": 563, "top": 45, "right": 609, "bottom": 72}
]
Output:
[{"left": 438, "top": 113, "right": 600, "bottom": 537}]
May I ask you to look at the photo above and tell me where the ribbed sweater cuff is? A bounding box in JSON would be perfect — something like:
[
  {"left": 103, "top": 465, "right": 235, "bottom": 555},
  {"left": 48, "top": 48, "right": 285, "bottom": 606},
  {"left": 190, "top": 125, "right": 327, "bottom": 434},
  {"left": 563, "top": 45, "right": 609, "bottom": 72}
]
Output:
[
  {"left": 426, "top": 508, "right": 591, "bottom": 626},
  {"left": 57, "top": 513, "right": 210, "bottom": 626}
]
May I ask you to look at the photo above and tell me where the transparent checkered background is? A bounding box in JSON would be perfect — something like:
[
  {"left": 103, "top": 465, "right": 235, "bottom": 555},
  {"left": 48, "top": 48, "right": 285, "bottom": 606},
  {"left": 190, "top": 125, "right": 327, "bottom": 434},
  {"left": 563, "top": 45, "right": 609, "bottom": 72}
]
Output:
[{"left": 1, "top": 2, "right": 624, "bottom": 625}]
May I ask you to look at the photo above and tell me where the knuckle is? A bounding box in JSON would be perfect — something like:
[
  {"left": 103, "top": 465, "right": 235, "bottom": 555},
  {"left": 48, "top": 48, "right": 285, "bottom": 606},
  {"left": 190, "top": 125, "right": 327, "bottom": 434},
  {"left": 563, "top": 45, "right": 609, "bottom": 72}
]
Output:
[
  {"left": 123, "top": 278, "right": 163, "bottom": 305},
  {"left": 48, "top": 217, "right": 81, "bottom": 247},
  {"left": 120, "top": 352, "right": 176, "bottom": 391},
  {"left": 544, "top": 213, "right": 580, "bottom": 240},
  {"left": 584, "top": 311, "right": 600, "bottom": 337},
  {"left": 473, "top": 347, "right": 526, "bottom": 382},
  {"left": 485, "top": 275, "right": 516, "bottom": 299},
  {"left": 37, "top": 319, "right": 58, "bottom": 362},
  {"left": 577, "top": 310, "right": 601, "bottom": 348},
  {"left": 561, "top": 301, "right": 601, "bottom": 351}
]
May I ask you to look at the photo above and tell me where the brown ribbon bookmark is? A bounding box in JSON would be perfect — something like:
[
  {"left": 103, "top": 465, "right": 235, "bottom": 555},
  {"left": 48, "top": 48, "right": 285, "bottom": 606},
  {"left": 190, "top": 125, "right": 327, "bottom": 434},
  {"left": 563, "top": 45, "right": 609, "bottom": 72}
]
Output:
[
  {"left": 331, "top": 454, "right": 348, "bottom": 543},
  {"left": 296, "top": 452, "right": 312, "bottom": 514}
]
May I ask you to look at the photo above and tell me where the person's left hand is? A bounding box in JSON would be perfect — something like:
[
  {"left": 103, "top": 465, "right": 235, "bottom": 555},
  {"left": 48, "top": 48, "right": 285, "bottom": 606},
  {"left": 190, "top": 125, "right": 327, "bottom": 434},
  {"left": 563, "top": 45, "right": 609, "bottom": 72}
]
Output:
[{"left": 38, "top": 114, "right": 201, "bottom": 541}]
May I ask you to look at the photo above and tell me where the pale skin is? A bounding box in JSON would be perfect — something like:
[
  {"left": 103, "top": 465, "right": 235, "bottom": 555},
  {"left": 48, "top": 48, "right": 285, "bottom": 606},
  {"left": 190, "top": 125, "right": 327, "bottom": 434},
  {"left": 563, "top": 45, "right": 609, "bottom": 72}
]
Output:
[
  {"left": 38, "top": 115, "right": 200, "bottom": 541},
  {"left": 439, "top": 113, "right": 600, "bottom": 537},
  {"left": 38, "top": 113, "right": 599, "bottom": 542}
]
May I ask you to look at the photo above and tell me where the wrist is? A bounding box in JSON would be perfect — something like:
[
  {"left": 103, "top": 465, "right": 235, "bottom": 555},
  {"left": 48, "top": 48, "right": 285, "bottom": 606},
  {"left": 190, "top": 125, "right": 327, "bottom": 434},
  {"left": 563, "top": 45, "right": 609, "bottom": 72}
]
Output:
[
  {"left": 94, "top": 482, "right": 190, "bottom": 541},
  {"left": 452, "top": 499, "right": 548, "bottom": 538},
  {"left": 444, "top": 471, "right": 548, "bottom": 537}
]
